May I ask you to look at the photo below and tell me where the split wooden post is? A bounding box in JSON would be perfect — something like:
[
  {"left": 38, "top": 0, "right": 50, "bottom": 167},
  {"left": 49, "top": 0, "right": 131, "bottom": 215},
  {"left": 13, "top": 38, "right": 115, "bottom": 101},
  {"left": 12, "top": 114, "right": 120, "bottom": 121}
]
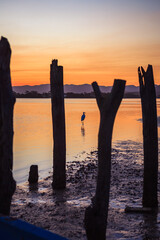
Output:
[
  {"left": 84, "top": 80, "right": 126, "bottom": 240},
  {"left": 50, "top": 59, "right": 66, "bottom": 189},
  {"left": 0, "top": 37, "right": 16, "bottom": 215},
  {"left": 138, "top": 65, "right": 158, "bottom": 208}
]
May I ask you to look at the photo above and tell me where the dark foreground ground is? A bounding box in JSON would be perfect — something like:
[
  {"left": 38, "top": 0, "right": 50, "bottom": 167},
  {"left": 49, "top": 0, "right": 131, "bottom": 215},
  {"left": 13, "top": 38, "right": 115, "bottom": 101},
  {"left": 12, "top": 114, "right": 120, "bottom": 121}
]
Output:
[{"left": 11, "top": 140, "right": 160, "bottom": 239}]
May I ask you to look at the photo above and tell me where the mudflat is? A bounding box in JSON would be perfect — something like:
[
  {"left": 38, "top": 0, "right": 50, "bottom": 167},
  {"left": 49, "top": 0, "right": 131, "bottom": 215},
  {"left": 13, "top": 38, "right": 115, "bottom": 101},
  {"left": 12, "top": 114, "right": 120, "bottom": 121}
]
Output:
[{"left": 11, "top": 140, "right": 160, "bottom": 239}]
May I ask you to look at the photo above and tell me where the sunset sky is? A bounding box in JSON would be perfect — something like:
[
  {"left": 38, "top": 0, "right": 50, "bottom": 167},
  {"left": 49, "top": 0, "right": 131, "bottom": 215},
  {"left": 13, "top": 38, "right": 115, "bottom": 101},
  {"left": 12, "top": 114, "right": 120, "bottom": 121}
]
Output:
[{"left": 0, "top": 0, "right": 160, "bottom": 86}]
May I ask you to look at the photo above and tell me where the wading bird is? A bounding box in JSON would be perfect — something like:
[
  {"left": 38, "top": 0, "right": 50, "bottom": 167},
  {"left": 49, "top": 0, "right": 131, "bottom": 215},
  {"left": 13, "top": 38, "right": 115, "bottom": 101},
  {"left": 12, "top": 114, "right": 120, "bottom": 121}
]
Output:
[{"left": 81, "top": 112, "right": 86, "bottom": 125}]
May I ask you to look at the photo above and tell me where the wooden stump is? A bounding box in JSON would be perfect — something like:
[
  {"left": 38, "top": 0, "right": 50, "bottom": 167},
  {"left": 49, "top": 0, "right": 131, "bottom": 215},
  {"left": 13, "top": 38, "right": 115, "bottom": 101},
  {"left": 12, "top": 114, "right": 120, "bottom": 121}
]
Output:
[
  {"left": 28, "top": 165, "right": 38, "bottom": 184},
  {"left": 50, "top": 60, "right": 66, "bottom": 189},
  {"left": 0, "top": 37, "right": 16, "bottom": 215},
  {"left": 138, "top": 65, "right": 158, "bottom": 208},
  {"left": 84, "top": 80, "right": 126, "bottom": 240}
]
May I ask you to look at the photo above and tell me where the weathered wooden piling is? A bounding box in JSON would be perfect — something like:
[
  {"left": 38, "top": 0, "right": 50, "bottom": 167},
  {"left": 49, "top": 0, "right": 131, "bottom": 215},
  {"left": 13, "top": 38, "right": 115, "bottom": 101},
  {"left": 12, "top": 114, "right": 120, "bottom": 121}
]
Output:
[
  {"left": 28, "top": 165, "right": 39, "bottom": 184},
  {"left": 50, "top": 60, "right": 66, "bottom": 189},
  {"left": 84, "top": 80, "right": 126, "bottom": 240},
  {"left": 138, "top": 65, "right": 158, "bottom": 208},
  {"left": 0, "top": 37, "right": 16, "bottom": 215}
]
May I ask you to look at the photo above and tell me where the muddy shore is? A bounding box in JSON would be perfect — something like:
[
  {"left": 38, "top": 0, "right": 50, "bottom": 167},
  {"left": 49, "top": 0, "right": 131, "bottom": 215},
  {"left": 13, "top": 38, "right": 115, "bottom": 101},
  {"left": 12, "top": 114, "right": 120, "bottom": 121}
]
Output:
[{"left": 10, "top": 140, "right": 160, "bottom": 239}]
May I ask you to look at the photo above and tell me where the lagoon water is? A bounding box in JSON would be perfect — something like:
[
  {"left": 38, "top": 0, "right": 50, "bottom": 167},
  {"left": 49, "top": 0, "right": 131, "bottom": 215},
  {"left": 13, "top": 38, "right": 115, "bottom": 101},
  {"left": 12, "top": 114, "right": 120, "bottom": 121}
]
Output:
[{"left": 13, "top": 98, "right": 160, "bottom": 184}]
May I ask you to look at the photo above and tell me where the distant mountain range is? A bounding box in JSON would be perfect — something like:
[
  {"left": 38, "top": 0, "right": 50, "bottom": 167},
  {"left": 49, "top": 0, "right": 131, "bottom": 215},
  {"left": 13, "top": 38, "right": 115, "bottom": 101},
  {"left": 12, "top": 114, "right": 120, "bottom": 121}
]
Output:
[{"left": 12, "top": 84, "right": 160, "bottom": 96}]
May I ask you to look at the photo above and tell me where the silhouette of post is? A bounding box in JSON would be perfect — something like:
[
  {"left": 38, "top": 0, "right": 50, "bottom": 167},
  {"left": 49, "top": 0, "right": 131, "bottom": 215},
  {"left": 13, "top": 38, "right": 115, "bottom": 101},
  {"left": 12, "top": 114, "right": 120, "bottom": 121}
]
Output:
[
  {"left": 50, "top": 60, "right": 66, "bottom": 189},
  {"left": 84, "top": 80, "right": 126, "bottom": 240},
  {"left": 0, "top": 37, "right": 16, "bottom": 215},
  {"left": 138, "top": 65, "right": 158, "bottom": 208},
  {"left": 28, "top": 165, "right": 39, "bottom": 184}
]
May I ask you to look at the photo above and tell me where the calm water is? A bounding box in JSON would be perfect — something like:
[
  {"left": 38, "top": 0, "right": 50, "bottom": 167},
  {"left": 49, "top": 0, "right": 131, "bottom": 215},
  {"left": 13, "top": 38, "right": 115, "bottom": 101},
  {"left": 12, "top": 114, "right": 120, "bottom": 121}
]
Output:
[{"left": 13, "top": 98, "right": 160, "bottom": 183}]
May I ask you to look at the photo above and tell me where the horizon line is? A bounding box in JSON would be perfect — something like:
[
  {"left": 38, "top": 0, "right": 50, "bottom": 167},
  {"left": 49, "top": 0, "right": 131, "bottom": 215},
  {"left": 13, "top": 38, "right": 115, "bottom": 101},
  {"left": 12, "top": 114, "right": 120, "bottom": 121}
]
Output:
[{"left": 12, "top": 83, "right": 140, "bottom": 87}]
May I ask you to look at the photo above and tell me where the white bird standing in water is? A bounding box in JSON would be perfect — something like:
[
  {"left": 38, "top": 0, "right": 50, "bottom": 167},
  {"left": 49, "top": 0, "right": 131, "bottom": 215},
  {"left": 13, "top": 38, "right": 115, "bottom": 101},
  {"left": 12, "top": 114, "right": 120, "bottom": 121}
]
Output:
[{"left": 81, "top": 112, "right": 86, "bottom": 125}]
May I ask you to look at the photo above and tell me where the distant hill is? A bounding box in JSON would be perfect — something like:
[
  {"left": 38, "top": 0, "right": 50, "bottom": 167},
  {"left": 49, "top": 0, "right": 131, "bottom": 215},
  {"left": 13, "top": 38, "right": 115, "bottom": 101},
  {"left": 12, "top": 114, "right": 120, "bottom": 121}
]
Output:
[
  {"left": 13, "top": 84, "right": 50, "bottom": 94},
  {"left": 13, "top": 84, "right": 112, "bottom": 94},
  {"left": 12, "top": 84, "right": 160, "bottom": 97}
]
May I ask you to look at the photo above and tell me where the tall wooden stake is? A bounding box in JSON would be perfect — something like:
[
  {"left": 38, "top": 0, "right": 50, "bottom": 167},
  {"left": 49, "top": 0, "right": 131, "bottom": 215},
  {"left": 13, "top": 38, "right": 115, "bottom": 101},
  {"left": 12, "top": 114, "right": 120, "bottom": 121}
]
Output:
[
  {"left": 50, "top": 59, "right": 66, "bottom": 189},
  {"left": 138, "top": 65, "right": 158, "bottom": 208},
  {"left": 84, "top": 80, "right": 126, "bottom": 240},
  {"left": 0, "top": 37, "right": 16, "bottom": 215}
]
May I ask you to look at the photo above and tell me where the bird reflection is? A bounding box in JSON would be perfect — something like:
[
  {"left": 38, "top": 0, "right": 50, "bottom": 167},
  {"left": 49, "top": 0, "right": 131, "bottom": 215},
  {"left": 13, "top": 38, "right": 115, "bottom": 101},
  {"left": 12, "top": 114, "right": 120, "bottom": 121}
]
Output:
[{"left": 81, "top": 125, "right": 85, "bottom": 137}]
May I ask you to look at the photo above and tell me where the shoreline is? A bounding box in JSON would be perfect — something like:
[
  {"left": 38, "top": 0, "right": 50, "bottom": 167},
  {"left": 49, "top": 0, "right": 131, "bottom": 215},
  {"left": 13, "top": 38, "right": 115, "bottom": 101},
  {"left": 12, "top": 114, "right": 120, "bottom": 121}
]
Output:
[{"left": 10, "top": 140, "right": 160, "bottom": 239}]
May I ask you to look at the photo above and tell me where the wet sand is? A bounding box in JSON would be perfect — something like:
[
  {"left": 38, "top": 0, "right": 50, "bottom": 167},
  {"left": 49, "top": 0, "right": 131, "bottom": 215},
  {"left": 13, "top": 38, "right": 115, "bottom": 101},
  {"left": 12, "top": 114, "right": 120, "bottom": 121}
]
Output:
[{"left": 10, "top": 140, "right": 160, "bottom": 239}]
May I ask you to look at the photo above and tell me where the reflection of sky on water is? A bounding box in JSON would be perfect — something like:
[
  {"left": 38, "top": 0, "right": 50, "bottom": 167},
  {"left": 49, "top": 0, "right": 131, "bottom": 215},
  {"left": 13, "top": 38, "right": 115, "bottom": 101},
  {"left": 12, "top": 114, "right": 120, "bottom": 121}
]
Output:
[
  {"left": 13, "top": 98, "right": 160, "bottom": 183},
  {"left": 81, "top": 125, "right": 85, "bottom": 137}
]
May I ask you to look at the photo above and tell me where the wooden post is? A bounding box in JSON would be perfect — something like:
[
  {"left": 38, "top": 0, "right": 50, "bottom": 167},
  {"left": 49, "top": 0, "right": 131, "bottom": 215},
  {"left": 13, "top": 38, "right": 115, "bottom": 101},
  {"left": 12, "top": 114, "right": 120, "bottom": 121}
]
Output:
[
  {"left": 50, "top": 59, "right": 66, "bottom": 189},
  {"left": 28, "top": 165, "right": 38, "bottom": 184},
  {"left": 84, "top": 80, "right": 126, "bottom": 240},
  {"left": 0, "top": 37, "right": 16, "bottom": 215},
  {"left": 138, "top": 65, "right": 158, "bottom": 208}
]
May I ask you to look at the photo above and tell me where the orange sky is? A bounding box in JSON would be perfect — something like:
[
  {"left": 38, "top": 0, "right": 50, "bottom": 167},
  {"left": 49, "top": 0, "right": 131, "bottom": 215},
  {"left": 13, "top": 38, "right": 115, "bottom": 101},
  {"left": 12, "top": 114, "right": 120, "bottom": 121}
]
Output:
[{"left": 1, "top": 0, "right": 160, "bottom": 86}]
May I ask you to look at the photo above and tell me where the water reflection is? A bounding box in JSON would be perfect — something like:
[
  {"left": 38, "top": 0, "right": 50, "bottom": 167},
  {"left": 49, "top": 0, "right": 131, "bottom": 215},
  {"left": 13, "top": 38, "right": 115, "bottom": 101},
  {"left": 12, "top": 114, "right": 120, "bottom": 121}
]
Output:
[
  {"left": 13, "top": 98, "right": 160, "bottom": 183},
  {"left": 81, "top": 125, "right": 85, "bottom": 137}
]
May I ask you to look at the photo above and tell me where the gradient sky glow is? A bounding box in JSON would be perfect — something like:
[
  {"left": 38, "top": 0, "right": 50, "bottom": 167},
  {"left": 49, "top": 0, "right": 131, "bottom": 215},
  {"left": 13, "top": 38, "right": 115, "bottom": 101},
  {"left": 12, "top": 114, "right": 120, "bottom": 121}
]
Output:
[{"left": 1, "top": 0, "right": 160, "bottom": 86}]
